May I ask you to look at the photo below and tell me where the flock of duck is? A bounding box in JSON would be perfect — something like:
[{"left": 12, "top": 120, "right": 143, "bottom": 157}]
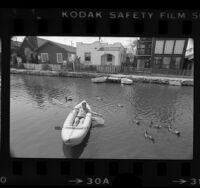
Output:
[
  {"left": 96, "top": 95, "right": 181, "bottom": 144},
  {"left": 65, "top": 95, "right": 181, "bottom": 144},
  {"left": 141, "top": 120, "right": 180, "bottom": 144}
]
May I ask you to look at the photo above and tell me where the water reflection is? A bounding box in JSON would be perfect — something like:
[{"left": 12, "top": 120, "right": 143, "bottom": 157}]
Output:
[
  {"left": 10, "top": 74, "right": 193, "bottom": 159},
  {"left": 62, "top": 127, "right": 91, "bottom": 158}
]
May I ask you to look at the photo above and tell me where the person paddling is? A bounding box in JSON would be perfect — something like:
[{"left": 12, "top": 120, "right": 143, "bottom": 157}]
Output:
[{"left": 73, "top": 100, "right": 103, "bottom": 127}]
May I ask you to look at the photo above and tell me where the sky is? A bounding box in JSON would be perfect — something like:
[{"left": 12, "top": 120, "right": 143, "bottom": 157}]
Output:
[{"left": 13, "top": 36, "right": 139, "bottom": 48}]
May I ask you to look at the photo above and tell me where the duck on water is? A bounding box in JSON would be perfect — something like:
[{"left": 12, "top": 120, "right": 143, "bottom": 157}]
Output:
[
  {"left": 168, "top": 126, "right": 180, "bottom": 136},
  {"left": 144, "top": 130, "right": 155, "bottom": 143},
  {"left": 149, "top": 121, "right": 162, "bottom": 129}
]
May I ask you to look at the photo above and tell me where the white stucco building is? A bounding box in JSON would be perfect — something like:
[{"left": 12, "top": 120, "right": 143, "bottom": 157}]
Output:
[{"left": 76, "top": 41, "right": 126, "bottom": 66}]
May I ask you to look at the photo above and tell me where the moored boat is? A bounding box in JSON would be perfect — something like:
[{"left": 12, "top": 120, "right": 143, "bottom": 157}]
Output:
[
  {"left": 91, "top": 77, "right": 107, "bottom": 83},
  {"left": 61, "top": 102, "right": 92, "bottom": 146},
  {"left": 121, "top": 78, "right": 133, "bottom": 85},
  {"left": 107, "top": 76, "right": 121, "bottom": 83},
  {"left": 169, "top": 80, "right": 182, "bottom": 86}
]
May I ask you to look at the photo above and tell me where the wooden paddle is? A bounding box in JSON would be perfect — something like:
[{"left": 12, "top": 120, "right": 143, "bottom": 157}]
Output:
[
  {"left": 91, "top": 116, "right": 105, "bottom": 127},
  {"left": 53, "top": 98, "right": 105, "bottom": 130}
]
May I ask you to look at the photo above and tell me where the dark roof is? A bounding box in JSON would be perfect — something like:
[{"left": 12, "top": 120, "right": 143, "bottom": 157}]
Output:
[
  {"left": 37, "top": 38, "right": 76, "bottom": 53},
  {"left": 11, "top": 40, "right": 22, "bottom": 49},
  {"left": 37, "top": 38, "right": 47, "bottom": 48}
]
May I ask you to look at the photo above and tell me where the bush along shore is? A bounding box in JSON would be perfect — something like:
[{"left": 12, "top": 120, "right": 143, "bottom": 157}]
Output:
[{"left": 10, "top": 68, "right": 193, "bottom": 87}]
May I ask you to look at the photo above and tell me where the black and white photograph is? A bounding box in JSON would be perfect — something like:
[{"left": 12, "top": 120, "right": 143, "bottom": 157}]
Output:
[
  {"left": 10, "top": 36, "right": 193, "bottom": 159},
  {"left": 0, "top": 39, "right": 1, "bottom": 146}
]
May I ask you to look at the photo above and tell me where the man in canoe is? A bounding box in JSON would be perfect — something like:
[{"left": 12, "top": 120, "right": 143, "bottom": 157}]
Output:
[{"left": 73, "top": 100, "right": 103, "bottom": 127}]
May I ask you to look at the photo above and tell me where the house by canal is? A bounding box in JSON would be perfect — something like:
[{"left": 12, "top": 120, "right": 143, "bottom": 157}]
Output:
[
  {"left": 185, "top": 38, "right": 194, "bottom": 71},
  {"left": 76, "top": 41, "right": 127, "bottom": 66},
  {"left": 134, "top": 38, "right": 192, "bottom": 76},
  {"left": 134, "top": 38, "right": 152, "bottom": 70},
  {"left": 10, "top": 39, "right": 23, "bottom": 66},
  {"left": 19, "top": 36, "right": 76, "bottom": 64}
]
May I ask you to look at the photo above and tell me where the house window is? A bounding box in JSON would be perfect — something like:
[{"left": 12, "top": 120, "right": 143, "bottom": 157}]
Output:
[
  {"left": 85, "top": 52, "right": 91, "bottom": 61},
  {"left": 153, "top": 57, "right": 162, "bottom": 68},
  {"left": 164, "top": 40, "right": 174, "bottom": 54},
  {"left": 155, "top": 40, "right": 164, "bottom": 54},
  {"left": 174, "top": 40, "right": 185, "bottom": 54},
  {"left": 107, "top": 54, "right": 113, "bottom": 62},
  {"left": 41, "top": 53, "right": 49, "bottom": 63},
  {"left": 144, "top": 59, "right": 151, "bottom": 68},
  {"left": 56, "top": 53, "right": 63, "bottom": 63},
  {"left": 162, "top": 57, "right": 171, "bottom": 69},
  {"left": 171, "top": 57, "right": 181, "bottom": 69}
]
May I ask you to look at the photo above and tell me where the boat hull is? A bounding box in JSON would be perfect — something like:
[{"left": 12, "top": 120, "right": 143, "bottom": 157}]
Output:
[
  {"left": 91, "top": 77, "right": 107, "bottom": 83},
  {"left": 61, "top": 107, "right": 92, "bottom": 146},
  {"left": 107, "top": 76, "right": 121, "bottom": 83},
  {"left": 121, "top": 78, "right": 133, "bottom": 85}
]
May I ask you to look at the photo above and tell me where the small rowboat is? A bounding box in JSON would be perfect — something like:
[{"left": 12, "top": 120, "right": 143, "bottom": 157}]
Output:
[
  {"left": 61, "top": 102, "right": 92, "bottom": 146},
  {"left": 91, "top": 77, "right": 107, "bottom": 83},
  {"left": 169, "top": 80, "right": 181, "bottom": 86},
  {"left": 121, "top": 78, "right": 133, "bottom": 85},
  {"left": 107, "top": 76, "right": 121, "bottom": 83}
]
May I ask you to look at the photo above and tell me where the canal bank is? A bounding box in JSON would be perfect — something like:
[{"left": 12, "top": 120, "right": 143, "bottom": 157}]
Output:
[{"left": 10, "top": 68, "right": 193, "bottom": 86}]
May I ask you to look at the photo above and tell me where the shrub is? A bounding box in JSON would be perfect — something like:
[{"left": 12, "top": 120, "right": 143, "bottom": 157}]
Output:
[
  {"left": 18, "top": 63, "right": 25, "bottom": 69},
  {"left": 42, "top": 64, "right": 52, "bottom": 71}
]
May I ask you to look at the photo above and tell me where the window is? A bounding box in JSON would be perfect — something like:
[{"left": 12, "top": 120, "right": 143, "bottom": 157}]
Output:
[
  {"left": 164, "top": 40, "right": 174, "bottom": 54},
  {"left": 171, "top": 57, "right": 181, "bottom": 69},
  {"left": 174, "top": 40, "right": 185, "bottom": 54},
  {"left": 144, "top": 59, "right": 151, "bottom": 68},
  {"left": 85, "top": 52, "right": 91, "bottom": 61},
  {"left": 41, "top": 53, "right": 49, "bottom": 63},
  {"left": 139, "top": 44, "right": 145, "bottom": 48},
  {"left": 56, "top": 53, "right": 63, "bottom": 63},
  {"left": 162, "top": 57, "right": 171, "bottom": 69},
  {"left": 107, "top": 54, "right": 113, "bottom": 62},
  {"left": 155, "top": 40, "right": 164, "bottom": 54},
  {"left": 153, "top": 57, "right": 162, "bottom": 68}
]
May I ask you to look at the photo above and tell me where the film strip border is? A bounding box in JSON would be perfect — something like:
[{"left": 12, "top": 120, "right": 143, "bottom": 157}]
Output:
[
  {"left": 0, "top": 9, "right": 199, "bottom": 36},
  {"left": 0, "top": 8, "right": 200, "bottom": 187},
  {"left": 1, "top": 159, "right": 199, "bottom": 186}
]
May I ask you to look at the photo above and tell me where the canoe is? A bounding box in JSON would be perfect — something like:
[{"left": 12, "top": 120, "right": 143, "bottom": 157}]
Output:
[
  {"left": 91, "top": 77, "right": 107, "bottom": 83},
  {"left": 61, "top": 103, "right": 92, "bottom": 146},
  {"left": 121, "top": 78, "right": 133, "bottom": 85}
]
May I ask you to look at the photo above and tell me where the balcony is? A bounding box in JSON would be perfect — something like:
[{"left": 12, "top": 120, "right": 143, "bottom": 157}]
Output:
[
  {"left": 136, "top": 48, "right": 152, "bottom": 55},
  {"left": 139, "top": 38, "right": 152, "bottom": 42}
]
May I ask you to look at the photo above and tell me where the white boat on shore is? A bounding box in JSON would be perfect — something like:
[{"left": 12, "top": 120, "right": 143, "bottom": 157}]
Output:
[
  {"left": 169, "top": 80, "right": 182, "bottom": 86},
  {"left": 121, "top": 78, "right": 133, "bottom": 85},
  {"left": 107, "top": 76, "right": 121, "bottom": 83},
  {"left": 91, "top": 77, "right": 107, "bottom": 83},
  {"left": 61, "top": 102, "right": 92, "bottom": 146}
]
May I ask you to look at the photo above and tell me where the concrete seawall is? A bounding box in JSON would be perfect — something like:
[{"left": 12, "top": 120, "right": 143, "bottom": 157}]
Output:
[{"left": 10, "top": 68, "right": 193, "bottom": 86}]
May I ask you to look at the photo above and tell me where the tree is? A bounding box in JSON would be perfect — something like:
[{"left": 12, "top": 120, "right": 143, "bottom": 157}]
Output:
[{"left": 125, "top": 38, "right": 139, "bottom": 54}]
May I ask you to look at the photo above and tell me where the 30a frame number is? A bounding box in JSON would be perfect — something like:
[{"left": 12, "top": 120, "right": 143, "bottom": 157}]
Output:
[{"left": 86, "top": 177, "right": 110, "bottom": 185}]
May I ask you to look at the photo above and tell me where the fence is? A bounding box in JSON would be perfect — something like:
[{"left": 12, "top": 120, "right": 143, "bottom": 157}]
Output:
[
  {"left": 11, "top": 62, "right": 193, "bottom": 77},
  {"left": 12, "top": 63, "right": 62, "bottom": 71},
  {"left": 75, "top": 64, "right": 193, "bottom": 77}
]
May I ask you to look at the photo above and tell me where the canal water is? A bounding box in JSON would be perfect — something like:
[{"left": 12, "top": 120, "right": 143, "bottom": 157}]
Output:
[{"left": 10, "top": 74, "right": 193, "bottom": 159}]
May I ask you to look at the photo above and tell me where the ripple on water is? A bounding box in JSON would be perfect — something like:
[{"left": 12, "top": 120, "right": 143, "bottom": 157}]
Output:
[{"left": 10, "top": 74, "right": 193, "bottom": 159}]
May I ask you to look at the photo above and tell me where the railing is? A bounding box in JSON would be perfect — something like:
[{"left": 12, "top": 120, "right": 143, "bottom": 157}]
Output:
[
  {"left": 10, "top": 62, "right": 193, "bottom": 77},
  {"left": 74, "top": 64, "right": 193, "bottom": 77}
]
